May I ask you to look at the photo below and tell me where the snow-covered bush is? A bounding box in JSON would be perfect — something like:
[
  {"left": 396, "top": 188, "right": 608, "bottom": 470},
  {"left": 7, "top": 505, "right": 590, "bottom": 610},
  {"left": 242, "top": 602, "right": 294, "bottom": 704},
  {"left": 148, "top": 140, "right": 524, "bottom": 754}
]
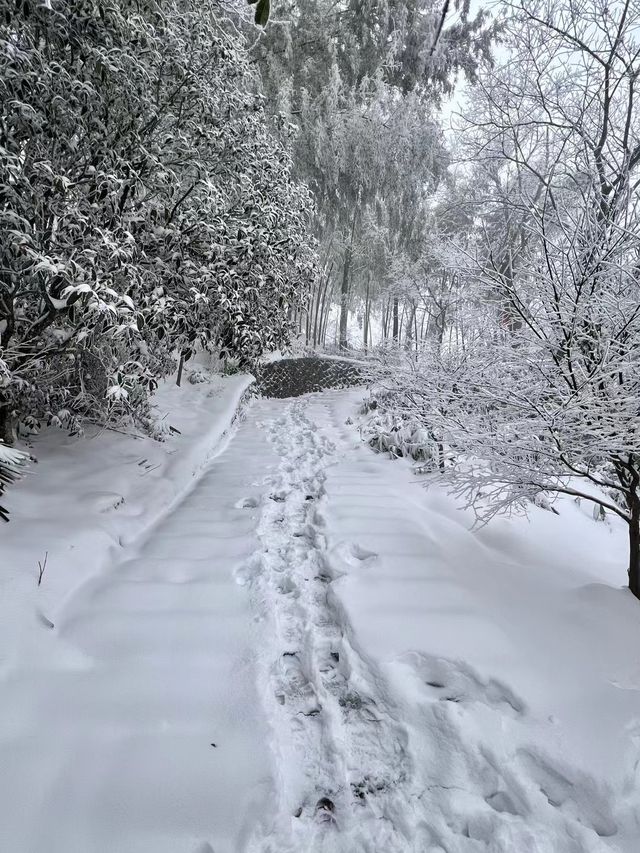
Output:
[
  {"left": 0, "top": 0, "right": 315, "bottom": 443},
  {"left": 0, "top": 442, "right": 29, "bottom": 522},
  {"left": 360, "top": 387, "right": 437, "bottom": 464},
  {"left": 359, "top": 1, "right": 640, "bottom": 601},
  {"left": 369, "top": 314, "right": 640, "bottom": 598},
  {"left": 187, "top": 370, "right": 209, "bottom": 386}
]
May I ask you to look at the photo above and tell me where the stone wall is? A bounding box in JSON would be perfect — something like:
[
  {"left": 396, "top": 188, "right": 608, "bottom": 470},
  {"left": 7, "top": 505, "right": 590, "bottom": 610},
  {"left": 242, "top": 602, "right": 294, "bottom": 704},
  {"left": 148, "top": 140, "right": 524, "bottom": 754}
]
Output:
[{"left": 256, "top": 356, "right": 366, "bottom": 399}]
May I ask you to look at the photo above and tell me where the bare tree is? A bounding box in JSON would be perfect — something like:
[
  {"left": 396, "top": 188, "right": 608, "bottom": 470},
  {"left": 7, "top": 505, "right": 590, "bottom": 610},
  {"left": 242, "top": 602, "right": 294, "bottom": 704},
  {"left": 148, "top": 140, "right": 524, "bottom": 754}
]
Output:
[{"left": 381, "top": 0, "right": 640, "bottom": 599}]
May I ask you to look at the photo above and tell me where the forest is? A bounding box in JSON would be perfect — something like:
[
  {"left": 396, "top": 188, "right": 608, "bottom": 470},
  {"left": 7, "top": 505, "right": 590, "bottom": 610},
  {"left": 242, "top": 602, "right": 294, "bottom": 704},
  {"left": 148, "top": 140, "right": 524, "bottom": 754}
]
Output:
[
  {"left": 3, "top": 0, "right": 640, "bottom": 597},
  {"left": 1, "top": 2, "right": 640, "bottom": 851}
]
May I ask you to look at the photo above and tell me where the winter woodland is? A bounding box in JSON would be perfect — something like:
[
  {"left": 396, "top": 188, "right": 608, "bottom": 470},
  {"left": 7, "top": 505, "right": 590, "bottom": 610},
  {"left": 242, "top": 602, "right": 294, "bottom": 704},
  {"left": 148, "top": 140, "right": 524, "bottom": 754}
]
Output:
[{"left": 2, "top": 1, "right": 640, "bottom": 851}]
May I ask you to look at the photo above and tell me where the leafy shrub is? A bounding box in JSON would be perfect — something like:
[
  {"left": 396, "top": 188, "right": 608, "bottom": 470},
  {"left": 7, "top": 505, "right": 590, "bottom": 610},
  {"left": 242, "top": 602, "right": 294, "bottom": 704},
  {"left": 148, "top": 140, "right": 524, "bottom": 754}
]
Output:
[{"left": 0, "top": 0, "right": 315, "bottom": 440}]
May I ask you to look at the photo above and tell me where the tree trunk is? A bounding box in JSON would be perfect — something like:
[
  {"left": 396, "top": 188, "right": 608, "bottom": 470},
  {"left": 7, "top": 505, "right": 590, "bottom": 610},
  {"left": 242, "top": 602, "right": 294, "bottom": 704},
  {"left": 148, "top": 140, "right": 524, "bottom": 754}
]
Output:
[
  {"left": 392, "top": 297, "right": 399, "bottom": 343},
  {"left": 436, "top": 305, "right": 446, "bottom": 349},
  {"left": 404, "top": 302, "right": 416, "bottom": 351},
  {"left": 629, "top": 504, "right": 640, "bottom": 600},
  {"left": 320, "top": 282, "right": 335, "bottom": 348},
  {"left": 176, "top": 354, "right": 185, "bottom": 387},
  {"left": 311, "top": 282, "right": 320, "bottom": 346},
  {"left": 339, "top": 207, "right": 358, "bottom": 351},
  {"left": 317, "top": 264, "right": 333, "bottom": 348},
  {"left": 313, "top": 266, "right": 330, "bottom": 347},
  {"left": 363, "top": 273, "right": 370, "bottom": 352},
  {"left": 399, "top": 302, "right": 406, "bottom": 344},
  {"left": 316, "top": 283, "right": 325, "bottom": 348},
  {"left": 382, "top": 297, "right": 390, "bottom": 340},
  {"left": 339, "top": 247, "right": 351, "bottom": 350},
  {"left": 0, "top": 404, "right": 15, "bottom": 445},
  {"left": 420, "top": 307, "right": 428, "bottom": 341}
]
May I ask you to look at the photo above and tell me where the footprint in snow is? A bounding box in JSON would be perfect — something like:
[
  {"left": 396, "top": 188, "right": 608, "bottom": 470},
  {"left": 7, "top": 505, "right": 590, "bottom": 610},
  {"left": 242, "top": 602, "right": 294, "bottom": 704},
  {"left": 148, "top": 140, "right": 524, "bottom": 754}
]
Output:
[
  {"left": 236, "top": 496, "right": 259, "bottom": 509},
  {"left": 88, "top": 491, "right": 126, "bottom": 513},
  {"left": 400, "top": 651, "right": 525, "bottom": 714},
  {"left": 485, "top": 790, "right": 521, "bottom": 815},
  {"left": 315, "top": 797, "right": 336, "bottom": 823},
  {"left": 349, "top": 543, "right": 378, "bottom": 562},
  {"left": 233, "top": 554, "right": 262, "bottom": 586},
  {"left": 275, "top": 576, "right": 298, "bottom": 596},
  {"left": 517, "top": 748, "right": 618, "bottom": 837},
  {"left": 333, "top": 542, "right": 378, "bottom": 567}
]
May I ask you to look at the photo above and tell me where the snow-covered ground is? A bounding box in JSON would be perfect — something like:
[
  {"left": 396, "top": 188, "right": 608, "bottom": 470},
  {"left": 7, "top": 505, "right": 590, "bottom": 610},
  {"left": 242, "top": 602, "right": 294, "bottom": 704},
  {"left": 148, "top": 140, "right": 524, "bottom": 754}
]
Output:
[
  {"left": 1, "top": 386, "right": 639, "bottom": 852},
  {"left": 319, "top": 392, "right": 640, "bottom": 852},
  {"left": 0, "top": 372, "right": 253, "bottom": 672}
]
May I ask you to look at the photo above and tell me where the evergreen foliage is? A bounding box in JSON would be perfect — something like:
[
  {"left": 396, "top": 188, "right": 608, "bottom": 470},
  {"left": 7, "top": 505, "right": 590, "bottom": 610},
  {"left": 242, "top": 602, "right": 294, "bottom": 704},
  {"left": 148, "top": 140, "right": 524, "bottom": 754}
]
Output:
[{"left": 0, "top": 0, "right": 315, "bottom": 439}]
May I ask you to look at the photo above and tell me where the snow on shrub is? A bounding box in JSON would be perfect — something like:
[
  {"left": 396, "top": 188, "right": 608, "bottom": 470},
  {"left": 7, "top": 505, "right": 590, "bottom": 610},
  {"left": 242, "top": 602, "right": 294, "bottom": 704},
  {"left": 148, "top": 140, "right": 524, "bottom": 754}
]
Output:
[
  {"left": 0, "top": 0, "right": 316, "bottom": 445},
  {"left": 360, "top": 388, "right": 437, "bottom": 464},
  {"left": 0, "top": 442, "right": 29, "bottom": 522}
]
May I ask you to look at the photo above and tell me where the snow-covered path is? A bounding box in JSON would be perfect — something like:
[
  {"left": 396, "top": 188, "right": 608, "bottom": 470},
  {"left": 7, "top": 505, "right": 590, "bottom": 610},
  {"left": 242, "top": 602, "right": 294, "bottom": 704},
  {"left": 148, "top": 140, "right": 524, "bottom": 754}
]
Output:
[
  {"left": 0, "top": 410, "right": 280, "bottom": 853},
  {"left": 1, "top": 390, "right": 639, "bottom": 853},
  {"left": 249, "top": 394, "right": 638, "bottom": 853},
  {"left": 247, "top": 397, "right": 414, "bottom": 852}
]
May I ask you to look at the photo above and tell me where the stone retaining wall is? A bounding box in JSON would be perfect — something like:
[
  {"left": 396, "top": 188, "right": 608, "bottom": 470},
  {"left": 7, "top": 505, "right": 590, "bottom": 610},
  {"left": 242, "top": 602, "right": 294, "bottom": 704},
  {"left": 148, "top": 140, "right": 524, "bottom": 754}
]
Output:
[{"left": 256, "top": 356, "right": 366, "bottom": 399}]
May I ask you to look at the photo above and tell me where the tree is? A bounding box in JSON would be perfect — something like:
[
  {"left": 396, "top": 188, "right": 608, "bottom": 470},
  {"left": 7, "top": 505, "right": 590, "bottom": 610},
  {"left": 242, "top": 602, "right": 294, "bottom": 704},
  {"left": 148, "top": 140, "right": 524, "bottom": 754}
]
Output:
[
  {"left": 250, "top": 0, "right": 496, "bottom": 350},
  {"left": 411, "top": 0, "right": 640, "bottom": 599},
  {"left": 0, "top": 0, "right": 315, "bottom": 442}
]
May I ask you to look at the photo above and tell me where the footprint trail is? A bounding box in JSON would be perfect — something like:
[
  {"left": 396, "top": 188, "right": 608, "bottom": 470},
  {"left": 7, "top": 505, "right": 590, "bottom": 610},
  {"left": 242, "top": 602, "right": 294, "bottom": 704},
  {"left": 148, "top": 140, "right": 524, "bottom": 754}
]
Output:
[{"left": 244, "top": 399, "right": 415, "bottom": 852}]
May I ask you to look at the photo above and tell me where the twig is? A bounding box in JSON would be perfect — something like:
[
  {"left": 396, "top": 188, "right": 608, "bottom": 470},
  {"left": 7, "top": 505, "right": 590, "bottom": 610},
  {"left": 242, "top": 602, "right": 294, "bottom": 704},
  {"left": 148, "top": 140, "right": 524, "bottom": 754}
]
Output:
[{"left": 37, "top": 551, "right": 48, "bottom": 586}]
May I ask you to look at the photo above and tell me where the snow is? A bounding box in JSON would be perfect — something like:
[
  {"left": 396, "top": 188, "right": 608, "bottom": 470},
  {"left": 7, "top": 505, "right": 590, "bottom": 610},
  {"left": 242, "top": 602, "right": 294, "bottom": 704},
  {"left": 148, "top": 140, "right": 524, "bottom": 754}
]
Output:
[
  {"left": 0, "top": 371, "right": 252, "bottom": 671},
  {"left": 0, "top": 371, "right": 274, "bottom": 853},
  {"left": 260, "top": 350, "right": 286, "bottom": 363},
  {"left": 248, "top": 391, "right": 640, "bottom": 851},
  {"left": 1, "top": 386, "right": 639, "bottom": 852},
  {"left": 321, "top": 390, "right": 640, "bottom": 851}
]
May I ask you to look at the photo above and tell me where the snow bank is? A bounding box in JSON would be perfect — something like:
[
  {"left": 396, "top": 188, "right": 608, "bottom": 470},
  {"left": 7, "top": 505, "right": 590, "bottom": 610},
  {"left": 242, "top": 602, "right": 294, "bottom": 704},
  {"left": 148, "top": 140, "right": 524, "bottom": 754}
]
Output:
[{"left": 0, "top": 372, "right": 253, "bottom": 672}]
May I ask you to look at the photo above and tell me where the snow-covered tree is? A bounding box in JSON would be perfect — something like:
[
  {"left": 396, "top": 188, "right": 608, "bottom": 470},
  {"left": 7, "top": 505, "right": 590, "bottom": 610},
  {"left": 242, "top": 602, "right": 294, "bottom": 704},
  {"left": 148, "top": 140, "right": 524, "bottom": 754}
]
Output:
[
  {"left": 251, "top": 0, "right": 496, "bottom": 350},
  {"left": 379, "top": 0, "right": 640, "bottom": 599},
  {"left": 0, "top": 0, "right": 315, "bottom": 442}
]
